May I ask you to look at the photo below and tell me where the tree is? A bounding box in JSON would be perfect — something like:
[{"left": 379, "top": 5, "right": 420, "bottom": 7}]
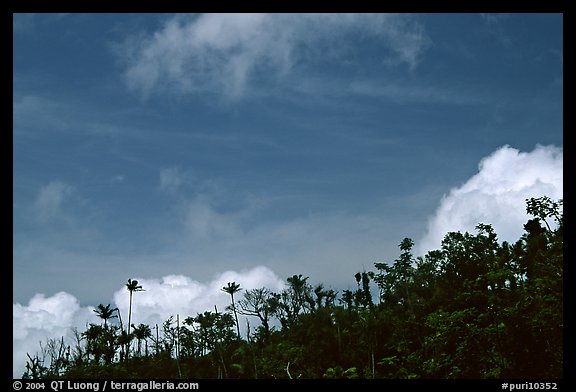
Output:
[
  {"left": 274, "top": 274, "right": 313, "bottom": 327},
  {"left": 188, "top": 309, "right": 236, "bottom": 378},
  {"left": 340, "top": 289, "right": 354, "bottom": 310},
  {"left": 83, "top": 324, "right": 105, "bottom": 364},
  {"left": 525, "top": 196, "right": 563, "bottom": 233},
  {"left": 93, "top": 304, "right": 118, "bottom": 328},
  {"left": 353, "top": 271, "right": 373, "bottom": 308},
  {"left": 222, "top": 281, "right": 242, "bottom": 339},
  {"left": 131, "top": 323, "right": 152, "bottom": 357},
  {"left": 237, "top": 287, "right": 277, "bottom": 342},
  {"left": 24, "top": 196, "right": 562, "bottom": 380},
  {"left": 91, "top": 305, "right": 121, "bottom": 365},
  {"left": 125, "top": 278, "right": 144, "bottom": 359}
]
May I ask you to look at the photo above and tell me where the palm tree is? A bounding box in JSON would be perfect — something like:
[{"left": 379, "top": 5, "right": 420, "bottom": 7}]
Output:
[
  {"left": 93, "top": 304, "right": 118, "bottom": 328},
  {"left": 131, "top": 323, "right": 152, "bottom": 357},
  {"left": 126, "top": 278, "right": 144, "bottom": 359},
  {"left": 221, "top": 281, "right": 242, "bottom": 339}
]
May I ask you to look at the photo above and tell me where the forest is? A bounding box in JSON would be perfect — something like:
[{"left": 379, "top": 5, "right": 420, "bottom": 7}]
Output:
[{"left": 22, "top": 196, "right": 563, "bottom": 379}]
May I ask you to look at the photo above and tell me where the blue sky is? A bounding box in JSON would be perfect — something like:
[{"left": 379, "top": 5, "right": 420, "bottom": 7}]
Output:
[{"left": 13, "top": 13, "right": 562, "bottom": 374}]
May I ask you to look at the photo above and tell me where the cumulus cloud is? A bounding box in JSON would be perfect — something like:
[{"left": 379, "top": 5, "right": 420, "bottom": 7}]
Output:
[
  {"left": 112, "top": 266, "right": 285, "bottom": 330},
  {"left": 120, "top": 13, "right": 429, "bottom": 99},
  {"left": 417, "top": 144, "right": 563, "bottom": 255},
  {"left": 13, "top": 266, "right": 285, "bottom": 378},
  {"left": 13, "top": 292, "right": 94, "bottom": 378}
]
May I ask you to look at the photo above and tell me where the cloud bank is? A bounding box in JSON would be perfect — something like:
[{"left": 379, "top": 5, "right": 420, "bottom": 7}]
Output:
[
  {"left": 112, "top": 266, "right": 286, "bottom": 329},
  {"left": 13, "top": 292, "right": 94, "bottom": 379},
  {"left": 13, "top": 266, "right": 284, "bottom": 378},
  {"left": 417, "top": 144, "right": 563, "bottom": 255},
  {"left": 14, "top": 145, "right": 563, "bottom": 377},
  {"left": 120, "top": 13, "right": 429, "bottom": 99}
]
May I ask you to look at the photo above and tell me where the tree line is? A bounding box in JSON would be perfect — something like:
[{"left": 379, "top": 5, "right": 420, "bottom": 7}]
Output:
[{"left": 22, "top": 196, "right": 563, "bottom": 379}]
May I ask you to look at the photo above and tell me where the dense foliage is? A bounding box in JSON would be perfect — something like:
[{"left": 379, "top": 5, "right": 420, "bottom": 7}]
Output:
[{"left": 23, "top": 197, "right": 563, "bottom": 379}]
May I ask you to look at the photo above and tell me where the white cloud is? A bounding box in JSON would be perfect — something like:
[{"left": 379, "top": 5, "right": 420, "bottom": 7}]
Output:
[
  {"left": 13, "top": 292, "right": 94, "bottom": 378},
  {"left": 13, "top": 266, "right": 285, "bottom": 378},
  {"left": 120, "top": 13, "right": 429, "bottom": 99},
  {"left": 33, "top": 181, "right": 74, "bottom": 222},
  {"left": 112, "top": 266, "right": 285, "bottom": 330},
  {"left": 417, "top": 144, "right": 563, "bottom": 255}
]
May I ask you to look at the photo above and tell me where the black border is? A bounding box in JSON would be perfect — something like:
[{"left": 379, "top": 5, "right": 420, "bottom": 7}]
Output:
[{"left": 8, "top": 2, "right": 571, "bottom": 389}]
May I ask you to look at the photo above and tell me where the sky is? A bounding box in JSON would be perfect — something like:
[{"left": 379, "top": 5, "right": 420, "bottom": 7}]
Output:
[{"left": 13, "top": 13, "right": 563, "bottom": 377}]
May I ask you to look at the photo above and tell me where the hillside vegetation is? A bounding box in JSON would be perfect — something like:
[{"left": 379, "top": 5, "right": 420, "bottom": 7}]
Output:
[{"left": 23, "top": 197, "right": 563, "bottom": 379}]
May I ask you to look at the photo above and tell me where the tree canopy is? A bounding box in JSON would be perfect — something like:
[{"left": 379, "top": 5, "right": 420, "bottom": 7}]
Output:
[{"left": 23, "top": 197, "right": 563, "bottom": 379}]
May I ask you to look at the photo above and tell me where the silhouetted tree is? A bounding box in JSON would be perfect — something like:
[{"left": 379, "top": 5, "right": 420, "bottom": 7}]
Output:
[
  {"left": 94, "top": 304, "right": 118, "bottom": 328},
  {"left": 125, "top": 278, "right": 144, "bottom": 359},
  {"left": 222, "top": 281, "right": 242, "bottom": 339}
]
